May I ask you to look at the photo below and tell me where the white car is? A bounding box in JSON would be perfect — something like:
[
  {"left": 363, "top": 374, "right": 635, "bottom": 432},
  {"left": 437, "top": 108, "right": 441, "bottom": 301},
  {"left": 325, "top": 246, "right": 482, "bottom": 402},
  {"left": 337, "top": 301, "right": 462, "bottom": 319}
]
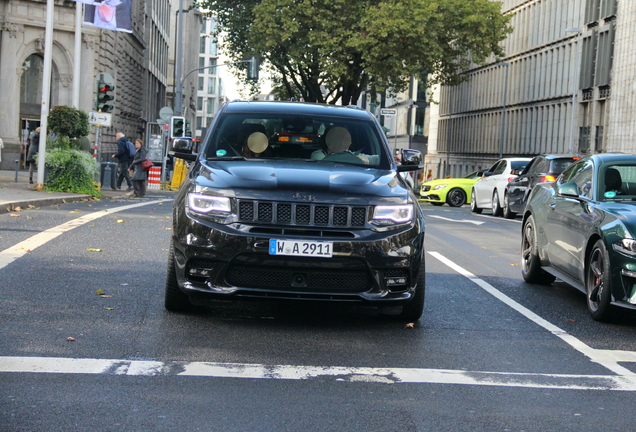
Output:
[{"left": 470, "top": 157, "right": 532, "bottom": 216}]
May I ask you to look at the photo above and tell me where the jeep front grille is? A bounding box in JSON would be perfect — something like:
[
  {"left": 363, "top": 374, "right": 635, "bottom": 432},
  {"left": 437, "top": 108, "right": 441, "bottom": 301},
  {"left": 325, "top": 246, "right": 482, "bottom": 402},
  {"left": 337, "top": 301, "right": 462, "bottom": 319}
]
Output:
[{"left": 238, "top": 200, "right": 368, "bottom": 228}]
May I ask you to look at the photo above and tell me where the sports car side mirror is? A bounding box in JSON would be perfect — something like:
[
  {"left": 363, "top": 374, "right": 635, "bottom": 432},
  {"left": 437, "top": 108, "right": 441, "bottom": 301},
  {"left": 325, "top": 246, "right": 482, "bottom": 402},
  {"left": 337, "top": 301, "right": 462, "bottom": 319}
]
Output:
[{"left": 557, "top": 181, "right": 579, "bottom": 198}]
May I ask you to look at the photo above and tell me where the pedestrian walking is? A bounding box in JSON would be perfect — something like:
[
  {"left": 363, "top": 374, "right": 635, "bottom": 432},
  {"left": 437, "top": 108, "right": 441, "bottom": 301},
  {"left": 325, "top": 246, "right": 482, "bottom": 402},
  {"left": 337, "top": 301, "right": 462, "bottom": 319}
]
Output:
[
  {"left": 26, "top": 127, "right": 40, "bottom": 184},
  {"left": 128, "top": 139, "right": 147, "bottom": 197},
  {"left": 111, "top": 132, "right": 132, "bottom": 190}
]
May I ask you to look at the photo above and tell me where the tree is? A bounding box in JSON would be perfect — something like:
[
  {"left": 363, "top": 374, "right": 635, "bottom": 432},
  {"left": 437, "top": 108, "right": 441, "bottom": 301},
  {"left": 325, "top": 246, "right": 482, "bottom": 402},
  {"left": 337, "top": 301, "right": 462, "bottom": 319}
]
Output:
[
  {"left": 47, "top": 105, "right": 90, "bottom": 141},
  {"left": 197, "top": 0, "right": 512, "bottom": 105}
]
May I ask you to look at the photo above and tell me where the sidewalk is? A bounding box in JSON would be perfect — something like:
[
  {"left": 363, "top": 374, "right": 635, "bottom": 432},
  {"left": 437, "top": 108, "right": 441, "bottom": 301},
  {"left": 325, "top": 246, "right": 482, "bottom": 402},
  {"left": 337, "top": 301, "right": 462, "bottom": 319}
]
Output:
[{"left": 0, "top": 169, "right": 129, "bottom": 212}]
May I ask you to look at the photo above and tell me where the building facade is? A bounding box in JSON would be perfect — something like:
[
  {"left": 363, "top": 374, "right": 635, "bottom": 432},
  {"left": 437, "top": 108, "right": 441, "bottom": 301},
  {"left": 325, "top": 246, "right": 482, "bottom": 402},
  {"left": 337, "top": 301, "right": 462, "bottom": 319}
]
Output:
[
  {"left": 0, "top": 0, "right": 175, "bottom": 169},
  {"left": 427, "top": 0, "right": 621, "bottom": 180},
  {"left": 194, "top": 17, "right": 221, "bottom": 141}
]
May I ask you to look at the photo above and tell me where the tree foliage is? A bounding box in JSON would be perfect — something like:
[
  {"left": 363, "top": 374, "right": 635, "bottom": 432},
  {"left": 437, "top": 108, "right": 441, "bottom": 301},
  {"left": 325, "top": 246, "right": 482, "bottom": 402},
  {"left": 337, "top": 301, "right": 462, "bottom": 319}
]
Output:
[
  {"left": 47, "top": 105, "right": 90, "bottom": 140},
  {"left": 198, "top": 0, "right": 512, "bottom": 105}
]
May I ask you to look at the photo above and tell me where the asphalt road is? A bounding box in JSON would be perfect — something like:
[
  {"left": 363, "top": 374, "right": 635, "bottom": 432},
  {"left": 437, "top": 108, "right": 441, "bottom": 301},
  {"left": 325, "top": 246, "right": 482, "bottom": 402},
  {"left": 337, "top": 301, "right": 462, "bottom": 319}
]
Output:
[{"left": 2, "top": 194, "right": 636, "bottom": 431}]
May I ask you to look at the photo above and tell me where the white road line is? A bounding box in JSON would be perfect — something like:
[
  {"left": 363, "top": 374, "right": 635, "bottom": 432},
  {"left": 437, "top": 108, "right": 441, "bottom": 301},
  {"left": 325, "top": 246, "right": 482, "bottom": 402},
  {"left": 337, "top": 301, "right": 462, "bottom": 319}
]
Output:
[
  {"left": 2, "top": 356, "right": 636, "bottom": 391},
  {"left": 427, "top": 215, "right": 485, "bottom": 225},
  {"left": 0, "top": 199, "right": 173, "bottom": 271},
  {"left": 428, "top": 251, "right": 636, "bottom": 377}
]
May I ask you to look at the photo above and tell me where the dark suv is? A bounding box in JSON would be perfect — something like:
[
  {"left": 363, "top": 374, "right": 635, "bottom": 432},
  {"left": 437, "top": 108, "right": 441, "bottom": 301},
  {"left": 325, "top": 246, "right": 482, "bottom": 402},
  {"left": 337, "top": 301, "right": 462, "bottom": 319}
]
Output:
[{"left": 165, "top": 101, "right": 426, "bottom": 320}]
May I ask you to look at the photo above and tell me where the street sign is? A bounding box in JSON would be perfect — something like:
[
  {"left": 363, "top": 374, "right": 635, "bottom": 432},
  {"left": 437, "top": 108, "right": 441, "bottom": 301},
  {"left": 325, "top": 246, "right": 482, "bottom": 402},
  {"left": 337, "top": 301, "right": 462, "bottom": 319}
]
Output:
[
  {"left": 159, "top": 106, "right": 173, "bottom": 120},
  {"left": 380, "top": 108, "right": 397, "bottom": 116},
  {"left": 88, "top": 111, "right": 112, "bottom": 127}
]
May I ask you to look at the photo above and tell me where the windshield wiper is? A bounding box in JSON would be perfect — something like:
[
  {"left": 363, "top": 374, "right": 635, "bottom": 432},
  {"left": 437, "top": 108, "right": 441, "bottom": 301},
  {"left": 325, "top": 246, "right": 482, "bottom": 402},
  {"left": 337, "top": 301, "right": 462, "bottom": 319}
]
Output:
[{"left": 206, "top": 156, "right": 246, "bottom": 161}]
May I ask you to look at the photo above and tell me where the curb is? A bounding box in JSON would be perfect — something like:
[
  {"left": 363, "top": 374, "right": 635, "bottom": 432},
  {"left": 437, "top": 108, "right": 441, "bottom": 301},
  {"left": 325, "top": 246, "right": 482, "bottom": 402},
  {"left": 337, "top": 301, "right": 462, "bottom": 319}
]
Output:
[{"left": 3, "top": 194, "right": 93, "bottom": 212}]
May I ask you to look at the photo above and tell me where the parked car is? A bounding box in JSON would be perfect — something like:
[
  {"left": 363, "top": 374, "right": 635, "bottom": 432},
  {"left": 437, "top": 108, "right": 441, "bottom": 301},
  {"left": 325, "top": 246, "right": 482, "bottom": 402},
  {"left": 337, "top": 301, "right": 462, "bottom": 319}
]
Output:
[
  {"left": 522, "top": 154, "right": 636, "bottom": 321},
  {"left": 502, "top": 155, "right": 579, "bottom": 219},
  {"left": 470, "top": 157, "right": 532, "bottom": 216},
  {"left": 419, "top": 171, "right": 483, "bottom": 207},
  {"left": 165, "top": 101, "right": 426, "bottom": 320}
]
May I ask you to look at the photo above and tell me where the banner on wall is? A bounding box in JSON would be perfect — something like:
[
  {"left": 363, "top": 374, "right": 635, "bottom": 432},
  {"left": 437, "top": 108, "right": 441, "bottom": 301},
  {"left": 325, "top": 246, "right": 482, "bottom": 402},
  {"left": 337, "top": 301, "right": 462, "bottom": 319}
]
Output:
[{"left": 74, "top": 0, "right": 133, "bottom": 33}]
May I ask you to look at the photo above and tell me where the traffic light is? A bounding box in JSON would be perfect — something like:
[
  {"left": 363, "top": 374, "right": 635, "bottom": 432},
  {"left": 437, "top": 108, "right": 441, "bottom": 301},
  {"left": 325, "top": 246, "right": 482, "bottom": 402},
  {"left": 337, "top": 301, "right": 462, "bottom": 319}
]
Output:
[
  {"left": 247, "top": 55, "right": 260, "bottom": 82},
  {"left": 96, "top": 81, "right": 115, "bottom": 112},
  {"left": 170, "top": 116, "right": 185, "bottom": 139}
]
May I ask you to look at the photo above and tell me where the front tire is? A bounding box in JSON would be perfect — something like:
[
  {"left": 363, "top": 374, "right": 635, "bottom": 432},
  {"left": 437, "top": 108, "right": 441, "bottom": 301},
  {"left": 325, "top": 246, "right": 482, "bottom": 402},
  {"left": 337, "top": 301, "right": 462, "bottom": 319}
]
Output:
[
  {"left": 492, "top": 191, "right": 503, "bottom": 217},
  {"left": 164, "top": 240, "right": 194, "bottom": 312},
  {"left": 396, "top": 264, "right": 426, "bottom": 321},
  {"left": 586, "top": 240, "right": 614, "bottom": 322},
  {"left": 470, "top": 189, "right": 482, "bottom": 214},
  {"left": 521, "top": 215, "right": 556, "bottom": 284},
  {"left": 447, "top": 188, "right": 467, "bottom": 207},
  {"left": 502, "top": 193, "right": 517, "bottom": 219}
]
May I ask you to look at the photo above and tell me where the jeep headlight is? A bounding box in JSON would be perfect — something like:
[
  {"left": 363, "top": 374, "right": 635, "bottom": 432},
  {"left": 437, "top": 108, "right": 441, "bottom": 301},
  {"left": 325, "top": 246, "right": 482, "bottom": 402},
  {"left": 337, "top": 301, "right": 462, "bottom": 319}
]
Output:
[
  {"left": 188, "top": 193, "right": 231, "bottom": 214},
  {"left": 372, "top": 204, "right": 413, "bottom": 225}
]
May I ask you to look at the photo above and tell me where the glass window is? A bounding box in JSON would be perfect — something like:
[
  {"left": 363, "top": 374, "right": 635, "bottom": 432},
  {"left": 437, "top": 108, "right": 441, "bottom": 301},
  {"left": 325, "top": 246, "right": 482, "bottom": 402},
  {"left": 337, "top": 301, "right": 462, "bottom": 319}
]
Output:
[
  {"left": 199, "top": 38, "right": 206, "bottom": 54},
  {"left": 196, "top": 116, "right": 202, "bottom": 129},
  {"left": 197, "top": 97, "right": 203, "bottom": 111},
  {"left": 209, "top": 58, "right": 217, "bottom": 70},
  {"left": 205, "top": 112, "right": 389, "bottom": 167},
  {"left": 207, "top": 97, "right": 214, "bottom": 114},
  {"left": 209, "top": 39, "right": 217, "bottom": 55},
  {"left": 198, "top": 77, "right": 204, "bottom": 91},
  {"left": 570, "top": 160, "right": 594, "bottom": 198},
  {"left": 199, "top": 57, "right": 205, "bottom": 68},
  {"left": 20, "top": 54, "right": 44, "bottom": 104},
  {"left": 533, "top": 157, "right": 549, "bottom": 173},
  {"left": 208, "top": 77, "right": 215, "bottom": 94}
]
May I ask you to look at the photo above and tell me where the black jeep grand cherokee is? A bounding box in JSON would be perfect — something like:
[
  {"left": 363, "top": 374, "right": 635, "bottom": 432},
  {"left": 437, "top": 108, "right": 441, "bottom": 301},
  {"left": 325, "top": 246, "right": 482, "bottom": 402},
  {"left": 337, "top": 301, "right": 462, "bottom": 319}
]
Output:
[{"left": 166, "top": 101, "right": 426, "bottom": 320}]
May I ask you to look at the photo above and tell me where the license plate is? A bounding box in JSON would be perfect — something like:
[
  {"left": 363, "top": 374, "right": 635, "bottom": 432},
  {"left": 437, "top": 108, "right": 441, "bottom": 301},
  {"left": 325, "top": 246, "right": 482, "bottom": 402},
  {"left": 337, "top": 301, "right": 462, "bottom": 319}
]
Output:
[{"left": 269, "top": 239, "right": 333, "bottom": 257}]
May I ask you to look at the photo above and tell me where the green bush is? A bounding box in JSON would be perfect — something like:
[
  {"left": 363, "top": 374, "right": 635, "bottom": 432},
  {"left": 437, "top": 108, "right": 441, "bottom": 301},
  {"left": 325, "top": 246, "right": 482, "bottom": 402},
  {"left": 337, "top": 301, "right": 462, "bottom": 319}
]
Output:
[
  {"left": 41, "top": 148, "right": 101, "bottom": 198},
  {"left": 48, "top": 106, "right": 90, "bottom": 140}
]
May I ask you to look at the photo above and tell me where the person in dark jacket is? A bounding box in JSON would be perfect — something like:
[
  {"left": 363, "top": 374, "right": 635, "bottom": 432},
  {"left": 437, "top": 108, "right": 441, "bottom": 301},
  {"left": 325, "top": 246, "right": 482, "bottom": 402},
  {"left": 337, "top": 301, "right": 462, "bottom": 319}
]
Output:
[
  {"left": 128, "top": 139, "right": 148, "bottom": 197},
  {"left": 27, "top": 127, "right": 40, "bottom": 184},
  {"left": 111, "top": 132, "right": 132, "bottom": 190}
]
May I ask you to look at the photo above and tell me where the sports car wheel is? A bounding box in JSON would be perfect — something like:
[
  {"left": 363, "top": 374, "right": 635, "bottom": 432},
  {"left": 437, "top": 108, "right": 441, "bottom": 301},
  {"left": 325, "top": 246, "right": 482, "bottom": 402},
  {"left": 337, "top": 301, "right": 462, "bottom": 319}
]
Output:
[
  {"left": 164, "top": 240, "right": 194, "bottom": 312},
  {"left": 586, "top": 240, "right": 614, "bottom": 322},
  {"left": 521, "top": 215, "right": 556, "bottom": 284},
  {"left": 447, "top": 188, "right": 467, "bottom": 207},
  {"left": 502, "top": 193, "right": 517, "bottom": 219},
  {"left": 492, "top": 191, "right": 503, "bottom": 217},
  {"left": 470, "top": 189, "right": 482, "bottom": 214}
]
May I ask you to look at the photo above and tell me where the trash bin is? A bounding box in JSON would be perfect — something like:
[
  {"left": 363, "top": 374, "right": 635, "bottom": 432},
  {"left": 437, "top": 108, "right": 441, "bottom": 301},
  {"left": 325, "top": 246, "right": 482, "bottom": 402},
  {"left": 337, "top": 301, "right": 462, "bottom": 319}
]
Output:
[{"left": 100, "top": 162, "right": 117, "bottom": 190}]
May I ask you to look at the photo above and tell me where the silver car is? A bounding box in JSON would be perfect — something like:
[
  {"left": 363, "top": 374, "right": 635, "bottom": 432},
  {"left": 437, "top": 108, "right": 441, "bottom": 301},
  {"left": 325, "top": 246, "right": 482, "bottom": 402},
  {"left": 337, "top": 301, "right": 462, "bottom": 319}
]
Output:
[{"left": 470, "top": 157, "right": 532, "bottom": 216}]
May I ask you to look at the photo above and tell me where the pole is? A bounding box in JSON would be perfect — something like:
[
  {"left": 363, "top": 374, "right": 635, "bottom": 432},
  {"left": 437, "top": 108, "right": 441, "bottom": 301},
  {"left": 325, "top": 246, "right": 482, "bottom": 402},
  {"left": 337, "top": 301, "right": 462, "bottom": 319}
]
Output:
[
  {"left": 72, "top": 2, "right": 82, "bottom": 108},
  {"left": 498, "top": 62, "right": 509, "bottom": 159},
  {"left": 36, "top": 0, "right": 55, "bottom": 190},
  {"left": 174, "top": 0, "right": 184, "bottom": 115},
  {"left": 568, "top": 31, "right": 581, "bottom": 155}
]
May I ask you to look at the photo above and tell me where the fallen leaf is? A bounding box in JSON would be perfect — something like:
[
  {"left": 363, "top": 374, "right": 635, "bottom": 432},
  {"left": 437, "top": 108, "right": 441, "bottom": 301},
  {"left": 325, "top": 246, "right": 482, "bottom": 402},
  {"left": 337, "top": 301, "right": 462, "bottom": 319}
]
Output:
[
  {"left": 157, "top": 203, "right": 163, "bottom": 206},
  {"left": 117, "top": 219, "right": 125, "bottom": 223},
  {"left": 162, "top": 249, "right": 168, "bottom": 251},
  {"left": 566, "top": 319, "right": 576, "bottom": 322},
  {"left": 164, "top": 227, "right": 172, "bottom": 230},
  {"left": 26, "top": 250, "right": 31, "bottom": 253},
  {"left": 88, "top": 224, "right": 95, "bottom": 227},
  {"left": 404, "top": 323, "right": 415, "bottom": 329},
  {"left": 86, "top": 204, "right": 92, "bottom": 207},
  {"left": 105, "top": 307, "right": 114, "bottom": 311},
  {"left": 96, "top": 289, "right": 106, "bottom": 295},
  {"left": 9, "top": 214, "right": 20, "bottom": 217},
  {"left": 86, "top": 248, "right": 103, "bottom": 252},
  {"left": 14, "top": 206, "right": 22, "bottom": 211},
  {"left": 509, "top": 263, "right": 518, "bottom": 266},
  {"left": 164, "top": 216, "right": 171, "bottom": 219},
  {"left": 67, "top": 337, "right": 75, "bottom": 342},
  {"left": 28, "top": 205, "right": 36, "bottom": 209},
  {"left": 137, "top": 249, "right": 143, "bottom": 251},
  {"left": 481, "top": 247, "right": 487, "bottom": 249},
  {"left": 69, "top": 211, "right": 79, "bottom": 214},
  {"left": 99, "top": 295, "right": 113, "bottom": 298}
]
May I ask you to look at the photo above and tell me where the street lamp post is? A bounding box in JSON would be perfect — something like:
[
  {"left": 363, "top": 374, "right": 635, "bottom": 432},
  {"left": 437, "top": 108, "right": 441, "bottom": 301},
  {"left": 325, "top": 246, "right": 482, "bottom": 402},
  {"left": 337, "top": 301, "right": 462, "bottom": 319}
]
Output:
[
  {"left": 498, "top": 62, "right": 510, "bottom": 159},
  {"left": 566, "top": 27, "right": 582, "bottom": 155}
]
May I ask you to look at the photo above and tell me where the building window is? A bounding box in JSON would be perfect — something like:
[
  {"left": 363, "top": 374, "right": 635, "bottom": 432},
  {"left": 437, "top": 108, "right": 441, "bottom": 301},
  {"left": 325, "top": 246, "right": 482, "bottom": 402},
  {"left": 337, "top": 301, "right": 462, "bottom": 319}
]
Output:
[
  {"left": 197, "top": 97, "right": 203, "bottom": 111},
  {"left": 196, "top": 116, "right": 202, "bottom": 130},
  {"left": 199, "top": 57, "right": 205, "bottom": 68},
  {"left": 207, "top": 97, "right": 214, "bottom": 114},
  {"left": 414, "top": 108, "right": 426, "bottom": 136},
  {"left": 209, "top": 39, "right": 217, "bottom": 55},
  {"left": 209, "top": 58, "right": 217, "bottom": 70},
  {"left": 199, "top": 38, "right": 206, "bottom": 54},
  {"left": 198, "top": 77, "right": 204, "bottom": 91},
  {"left": 208, "top": 78, "right": 215, "bottom": 94}
]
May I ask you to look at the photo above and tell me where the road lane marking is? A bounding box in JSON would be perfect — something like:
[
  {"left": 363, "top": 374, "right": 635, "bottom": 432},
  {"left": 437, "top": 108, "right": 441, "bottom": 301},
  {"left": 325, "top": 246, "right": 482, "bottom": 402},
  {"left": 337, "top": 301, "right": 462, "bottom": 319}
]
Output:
[
  {"left": 0, "top": 199, "right": 173, "bottom": 271},
  {"left": 426, "top": 215, "right": 485, "bottom": 225},
  {"left": 429, "top": 251, "right": 636, "bottom": 377},
  {"left": 1, "top": 356, "right": 636, "bottom": 391}
]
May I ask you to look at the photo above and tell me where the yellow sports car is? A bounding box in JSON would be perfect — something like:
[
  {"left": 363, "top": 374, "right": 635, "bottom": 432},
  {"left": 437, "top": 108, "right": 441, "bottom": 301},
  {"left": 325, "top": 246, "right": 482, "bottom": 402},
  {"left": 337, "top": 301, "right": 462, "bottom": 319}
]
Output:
[{"left": 419, "top": 171, "right": 483, "bottom": 207}]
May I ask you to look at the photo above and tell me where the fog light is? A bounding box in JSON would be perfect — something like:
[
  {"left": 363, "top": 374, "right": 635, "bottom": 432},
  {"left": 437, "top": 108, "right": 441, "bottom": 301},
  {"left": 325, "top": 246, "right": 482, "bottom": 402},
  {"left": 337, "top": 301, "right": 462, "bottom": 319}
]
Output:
[
  {"left": 189, "top": 268, "right": 211, "bottom": 277},
  {"left": 386, "top": 277, "right": 407, "bottom": 286}
]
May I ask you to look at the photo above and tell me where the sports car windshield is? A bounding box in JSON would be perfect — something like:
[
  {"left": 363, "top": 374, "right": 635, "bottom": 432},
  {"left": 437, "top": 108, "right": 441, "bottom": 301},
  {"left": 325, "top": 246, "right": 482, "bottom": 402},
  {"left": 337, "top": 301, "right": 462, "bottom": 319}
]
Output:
[{"left": 204, "top": 113, "right": 389, "bottom": 168}]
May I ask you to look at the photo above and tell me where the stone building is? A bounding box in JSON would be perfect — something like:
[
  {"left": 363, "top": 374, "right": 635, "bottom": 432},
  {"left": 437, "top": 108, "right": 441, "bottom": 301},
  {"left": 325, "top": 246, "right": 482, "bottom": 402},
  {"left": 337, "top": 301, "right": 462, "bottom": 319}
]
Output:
[
  {"left": 426, "top": 0, "right": 623, "bottom": 180},
  {"left": 0, "top": 0, "right": 174, "bottom": 169}
]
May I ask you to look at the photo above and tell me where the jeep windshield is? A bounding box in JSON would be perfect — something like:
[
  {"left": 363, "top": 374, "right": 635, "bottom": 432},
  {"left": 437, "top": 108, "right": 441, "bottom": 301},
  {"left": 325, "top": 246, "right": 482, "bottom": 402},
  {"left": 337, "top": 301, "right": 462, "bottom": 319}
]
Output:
[{"left": 204, "top": 112, "right": 390, "bottom": 168}]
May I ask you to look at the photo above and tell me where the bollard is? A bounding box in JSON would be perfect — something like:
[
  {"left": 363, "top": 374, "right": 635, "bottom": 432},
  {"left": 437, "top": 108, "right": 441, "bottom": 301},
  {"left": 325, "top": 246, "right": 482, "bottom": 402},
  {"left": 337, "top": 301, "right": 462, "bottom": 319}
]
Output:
[{"left": 14, "top": 159, "right": 19, "bottom": 182}]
